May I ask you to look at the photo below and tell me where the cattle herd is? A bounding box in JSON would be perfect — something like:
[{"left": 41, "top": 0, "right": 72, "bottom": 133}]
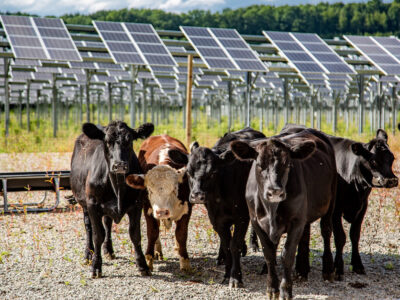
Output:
[{"left": 69, "top": 120, "right": 399, "bottom": 300}]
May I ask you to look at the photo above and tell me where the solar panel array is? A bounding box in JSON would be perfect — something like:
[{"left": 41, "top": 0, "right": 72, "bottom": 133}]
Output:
[
  {"left": 344, "top": 35, "right": 400, "bottom": 75},
  {"left": 93, "top": 21, "right": 177, "bottom": 67},
  {"left": 0, "top": 15, "right": 81, "bottom": 61}
]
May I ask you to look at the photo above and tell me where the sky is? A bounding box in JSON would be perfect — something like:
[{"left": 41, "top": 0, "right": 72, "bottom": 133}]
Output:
[{"left": 1, "top": 0, "right": 369, "bottom": 16}]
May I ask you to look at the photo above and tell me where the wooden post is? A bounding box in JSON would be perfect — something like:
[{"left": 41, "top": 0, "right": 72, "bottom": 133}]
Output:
[{"left": 186, "top": 54, "right": 193, "bottom": 147}]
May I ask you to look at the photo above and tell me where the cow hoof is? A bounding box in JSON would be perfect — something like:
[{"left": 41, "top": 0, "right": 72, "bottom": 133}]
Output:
[
  {"left": 334, "top": 273, "right": 343, "bottom": 281},
  {"left": 140, "top": 269, "right": 152, "bottom": 276},
  {"left": 229, "top": 278, "right": 244, "bottom": 289},
  {"left": 353, "top": 267, "right": 366, "bottom": 275},
  {"left": 104, "top": 253, "right": 116, "bottom": 260},
  {"left": 323, "top": 272, "right": 335, "bottom": 282},
  {"left": 179, "top": 257, "right": 191, "bottom": 272},
  {"left": 145, "top": 254, "right": 154, "bottom": 271},
  {"left": 279, "top": 295, "right": 292, "bottom": 300},
  {"left": 221, "top": 277, "right": 229, "bottom": 285},
  {"left": 91, "top": 271, "right": 102, "bottom": 279},
  {"left": 267, "top": 291, "right": 280, "bottom": 300},
  {"left": 294, "top": 274, "right": 308, "bottom": 282},
  {"left": 154, "top": 251, "right": 163, "bottom": 261}
]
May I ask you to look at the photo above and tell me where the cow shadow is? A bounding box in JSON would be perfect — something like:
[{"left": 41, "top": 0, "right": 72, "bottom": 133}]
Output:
[{"left": 237, "top": 249, "right": 400, "bottom": 297}]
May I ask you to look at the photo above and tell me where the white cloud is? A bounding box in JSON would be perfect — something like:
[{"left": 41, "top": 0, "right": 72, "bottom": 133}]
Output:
[{"left": 1, "top": 0, "right": 227, "bottom": 15}]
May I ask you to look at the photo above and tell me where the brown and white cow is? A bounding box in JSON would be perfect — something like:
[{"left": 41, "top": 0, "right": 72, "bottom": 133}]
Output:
[{"left": 125, "top": 134, "right": 192, "bottom": 271}]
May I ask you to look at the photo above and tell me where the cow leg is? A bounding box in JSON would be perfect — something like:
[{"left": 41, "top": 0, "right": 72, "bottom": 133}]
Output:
[
  {"left": 280, "top": 223, "right": 304, "bottom": 300},
  {"left": 216, "top": 241, "right": 225, "bottom": 265},
  {"left": 320, "top": 212, "right": 335, "bottom": 282},
  {"left": 102, "top": 216, "right": 116, "bottom": 260},
  {"left": 295, "top": 223, "right": 310, "bottom": 280},
  {"left": 127, "top": 206, "right": 151, "bottom": 276},
  {"left": 350, "top": 204, "right": 367, "bottom": 275},
  {"left": 249, "top": 225, "right": 259, "bottom": 252},
  {"left": 216, "top": 224, "right": 233, "bottom": 284},
  {"left": 175, "top": 208, "right": 192, "bottom": 271},
  {"left": 229, "top": 218, "right": 249, "bottom": 288},
  {"left": 252, "top": 222, "right": 279, "bottom": 299},
  {"left": 87, "top": 204, "right": 105, "bottom": 278},
  {"left": 333, "top": 210, "right": 346, "bottom": 281},
  {"left": 143, "top": 210, "right": 160, "bottom": 271},
  {"left": 83, "top": 209, "right": 94, "bottom": 265}
]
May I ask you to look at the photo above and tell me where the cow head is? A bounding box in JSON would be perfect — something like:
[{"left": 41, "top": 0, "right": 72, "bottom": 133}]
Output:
[
  {"left": 83, "top": 121, "right": 154, "bottom": 175},
  {"left": 168, "top": 142, "right": 234, "bottom": 204},
  {"left": 125, "top": 165, "right": 188, "bottom": 221},
  {"left": 351, "top": 129, "right": 398, "bottom": 188},
  {"left": 82, "top": 121, "right": 154, "bottom": 213},
  {"left": 231, "top": 138, "right": 316, "bottom": 203}
]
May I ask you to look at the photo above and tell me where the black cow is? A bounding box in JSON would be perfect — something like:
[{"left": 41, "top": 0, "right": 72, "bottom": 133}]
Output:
[
  {"left": 168, "top": 128, "right": 265, "bottom": 288},
  {"left": 281, "top": 124, "right": 398, "bottom": 280},
  {"left": 231, "top": 131, "right": 337, "bottom": 299},
  {"left": 70, "top": 121, "right": 154, "bottom": 278}
]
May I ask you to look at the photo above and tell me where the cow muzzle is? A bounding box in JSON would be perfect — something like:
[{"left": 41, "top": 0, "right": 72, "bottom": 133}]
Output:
[
  {"left": 266, "top": 188, "right": 286, "bottom": 203},
  {"left": 111, "top": 161, "right": 128, "bottom": 174},
  {"left": 384, "top": 177, "right": 398, "bottom": 188},
  {"left": 190, "top": 192, "right": 206, "bottom": 204},
  {"left": 155, "top": 208, "right": 170, "bottom": 219}
]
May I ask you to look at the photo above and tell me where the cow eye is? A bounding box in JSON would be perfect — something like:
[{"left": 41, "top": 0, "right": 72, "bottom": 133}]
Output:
[{"left": 369, "top": 160, "right": 378, "bottom": 168}]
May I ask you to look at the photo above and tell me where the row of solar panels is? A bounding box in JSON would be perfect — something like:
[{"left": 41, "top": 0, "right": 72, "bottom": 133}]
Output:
[{"left": 1, "top": 15, "right": 400, "bottom": 99}]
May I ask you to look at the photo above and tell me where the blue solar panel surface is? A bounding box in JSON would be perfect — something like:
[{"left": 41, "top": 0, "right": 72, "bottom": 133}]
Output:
[{"left": 0, "top": 15, "right": 81, "bottom": 61}]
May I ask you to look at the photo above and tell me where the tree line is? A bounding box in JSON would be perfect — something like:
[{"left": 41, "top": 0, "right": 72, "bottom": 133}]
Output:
[{"left": 3, "top": 0, "right": 400, "bottom": 38}]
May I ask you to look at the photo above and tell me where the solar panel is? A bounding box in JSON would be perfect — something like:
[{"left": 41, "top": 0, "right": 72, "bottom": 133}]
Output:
[
  {"left": 180, "top": 26, "right": 237, "bottom": 70},
  {"left": 209, "top": 28, "right": 267, "bottom": 72},
  {"left": 264, "top": 31, "right": 326, "bottom": 87},
  {"left": 0, "top": 15, "right": 82, "bottom": 61},
  {"left": 94, "top": 21, "right": 177, "bottom": 67},
  {"left": 93, "top": 21, "right": 145, "bottom": 65},
  {"left": 344, "top": 35, "right": 400, "bottom": 75},
  {"left": 292, "top": 32, "right": 355, "bottom": 75},
  {"left": 372, "top": 36, "right": 400, "bottom": 62}
]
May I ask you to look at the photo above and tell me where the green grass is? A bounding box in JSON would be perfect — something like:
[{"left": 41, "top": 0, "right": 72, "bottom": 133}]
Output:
[{"left": 0, "top": 107, "right": 395, "bottom": 153}]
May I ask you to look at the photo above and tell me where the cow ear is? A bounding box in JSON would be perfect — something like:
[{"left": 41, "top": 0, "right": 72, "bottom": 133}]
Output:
[
  {"left": 217, "top": 150, "right": 236, "bottom": 165},
  {"left": 190, "top": 141, "right": 200, "bottom": 152},
  {"left": 398, "top": 123, "right": 400, "bottom": 131},
  {"left": 83, "top": 123, "right": 105, "bottom": 140},
  {"left": 231, "top": 141, "right": 258, "bottom": 160},
  {"left": 176, "top": 167, "right": 187, "bottom": 183},
  {"left": 289, "top": 140, "right": 316, "bottom": 160},
  {"left": 131, "top": 123, "right": 154, "bottom": 140},
  {"left": 126, "top": 174, "right": 146, "bottom": 189},
  {"left": 376, "top": 129, "right": 388, "bottom": 142},
  {"left": 168, "top": 149, "right": 189, "bottom": 165},
  {"left": 351, "top": 143, "right": 372, "bottom": 160}
]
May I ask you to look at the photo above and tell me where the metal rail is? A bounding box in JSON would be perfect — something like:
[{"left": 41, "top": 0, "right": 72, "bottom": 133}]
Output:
[{"left": 0, "top": 171, "right": 71, "bottom": 213}]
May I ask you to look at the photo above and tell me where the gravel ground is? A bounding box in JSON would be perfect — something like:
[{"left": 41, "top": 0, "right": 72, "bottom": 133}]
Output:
[{"left": 0, "top": 153, "right": 400, "bottom": 300}]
